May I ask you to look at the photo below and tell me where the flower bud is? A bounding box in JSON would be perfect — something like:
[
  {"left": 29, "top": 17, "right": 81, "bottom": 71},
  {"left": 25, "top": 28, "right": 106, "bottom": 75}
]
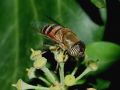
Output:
[
  {"left": 12, "top": 79, "right": 49, "bottom": 90},
  {"left": 49, "top": 85, "right": 61, "bottom": 90},
  {"left": 64, "top": 75, "right": 76, "bottom": 86},
  {"left": 49, "top": 83, "right": 63, "bottom": 90},
  {"left": 30, "top": 48, "right": 42, "bottom": 61},
  {"left": 12, "top": 79, "right": 35, "bottom": 90},
  {"left": 33, "top": 57, "right": 47, "bottom": 69},
  {"left": 87, "top": 88, "right": 96, "bottom": 90},
  {"left": 88, "top": 61, "right": 98, "bottom": 71},
  {"left": 53, "top": 50, "right": 68, "bottom": 63},
  {"left": 26, "top": 67, "right": 36, "bottom": 79}
]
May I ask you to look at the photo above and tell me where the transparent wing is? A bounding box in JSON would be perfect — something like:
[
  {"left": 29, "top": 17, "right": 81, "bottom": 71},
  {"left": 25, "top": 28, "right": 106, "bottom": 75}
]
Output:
[{"left": 31, "top": 21, "right": 57, "bottom": 45}]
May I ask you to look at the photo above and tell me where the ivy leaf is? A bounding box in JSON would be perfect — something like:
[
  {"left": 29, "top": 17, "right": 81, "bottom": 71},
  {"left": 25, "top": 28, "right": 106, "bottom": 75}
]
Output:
[
  {"left": 0, "top": 0, "right": 106, "bottom": 90},
  {"left": 90, "top": 78, "right": 110, "bottom": 90},
  {"left": 85, "top": 42, "right": 120, "bottom": 74}
]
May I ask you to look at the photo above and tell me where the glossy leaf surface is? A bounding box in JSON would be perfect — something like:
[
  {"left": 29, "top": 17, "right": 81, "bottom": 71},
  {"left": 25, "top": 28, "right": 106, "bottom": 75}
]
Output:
[{"left": 85, "top": 42, "right": 120, "bottom": 74}]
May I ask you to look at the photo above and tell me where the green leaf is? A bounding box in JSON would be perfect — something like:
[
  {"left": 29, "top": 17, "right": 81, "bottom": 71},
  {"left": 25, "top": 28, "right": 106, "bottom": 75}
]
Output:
[
  {"left": 90, "top": 78, "right": 110, "bottom": 90},
  {"left": 85, "top": 42, "right": 120, "bottom": 74},
  {"left": 0, "top": 0, "right": 106, "bottom": 90}
]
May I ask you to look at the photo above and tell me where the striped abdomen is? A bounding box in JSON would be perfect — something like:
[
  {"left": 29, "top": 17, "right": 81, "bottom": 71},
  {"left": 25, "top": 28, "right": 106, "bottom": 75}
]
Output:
[{"left": 42, "top": 24, "right": 62, "bottom": 39}]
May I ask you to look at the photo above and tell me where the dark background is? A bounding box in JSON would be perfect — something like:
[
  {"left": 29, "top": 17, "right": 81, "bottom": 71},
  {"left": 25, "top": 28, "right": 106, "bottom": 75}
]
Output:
[
  {"left": 77, "top": 0, "right": 120, "bottom": 89},
  {"left": 103, "top": 0, "right": 120, "bottom": 89}
]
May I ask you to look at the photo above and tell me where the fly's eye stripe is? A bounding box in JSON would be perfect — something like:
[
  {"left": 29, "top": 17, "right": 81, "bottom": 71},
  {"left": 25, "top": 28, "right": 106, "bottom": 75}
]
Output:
[
  {"left": 68, "top": 47, "right": 76, "bottom": 56},
  {"left": 72, "top": 48, "right": 78, "bottom": 55},
  {"left": 42, "top": 25, "right": 49, "bottom": 34},
  {"left": 47, "top": 24, "right": 58, "bottom": 34},
  {"left": 68, "top": 45, "right": 80, "bottom": 56},
  {"left": 45, "top": 24, "right": 55, "bottom": 34}
]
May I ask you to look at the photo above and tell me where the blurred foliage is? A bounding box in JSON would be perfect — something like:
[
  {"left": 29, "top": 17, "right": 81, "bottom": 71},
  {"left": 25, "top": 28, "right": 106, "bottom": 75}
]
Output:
[
  {"left": 0, "top": 0, "right": 119, "bottom": 90},
  {"left": 85, "top": 42, "right": 120, "bottom": 75},
  {"left": 89, "top": 78, "right": 110, "bottom": 90}
]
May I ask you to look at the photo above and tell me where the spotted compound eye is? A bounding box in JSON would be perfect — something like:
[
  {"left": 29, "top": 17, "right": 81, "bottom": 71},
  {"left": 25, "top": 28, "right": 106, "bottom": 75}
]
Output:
[{"left": 67, "top": 41, "right": 85, "bottom": 57}]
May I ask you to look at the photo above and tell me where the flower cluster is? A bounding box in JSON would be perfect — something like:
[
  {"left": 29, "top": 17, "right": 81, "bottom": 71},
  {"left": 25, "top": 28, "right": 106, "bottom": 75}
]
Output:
[{"left": 12, "top": 46, "right": 98, "bottom": 90}]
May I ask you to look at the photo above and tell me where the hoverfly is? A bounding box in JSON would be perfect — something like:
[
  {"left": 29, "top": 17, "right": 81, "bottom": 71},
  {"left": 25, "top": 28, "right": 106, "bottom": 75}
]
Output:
[{"left": 41, "top": 24, "right": 85, "bottom": 58}]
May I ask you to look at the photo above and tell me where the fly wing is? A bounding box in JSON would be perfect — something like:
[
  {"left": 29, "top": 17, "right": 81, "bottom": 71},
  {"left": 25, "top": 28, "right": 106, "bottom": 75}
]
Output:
[
  {"left": 62, "top": 28, "right": 80, "bottom": 48},
  {"left": 31, "top": 21, "right": 57, "bottom": 45}
]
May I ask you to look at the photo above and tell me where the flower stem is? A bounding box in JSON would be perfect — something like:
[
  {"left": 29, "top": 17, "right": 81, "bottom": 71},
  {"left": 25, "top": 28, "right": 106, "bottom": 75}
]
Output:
[
  {"left": 71, "top": 57, "right": 80, "bottom": 75},
  {"left": 71, "top": 66, "right": 78, "bottom": 76},
  {"left": 35, "top": 86, "right": 49, "bottom": 90},
  {"left": 76, "top": 67, "right": 91, "bottom": 81},
  {"left": 59, "top": 62, "right": 65, "bottom": 85},
  {"left": 41, "top": 66, "right": 57, "bottom": 84},
  {"left": 38, "top": 77, "right": 51, "bottom": 86}
]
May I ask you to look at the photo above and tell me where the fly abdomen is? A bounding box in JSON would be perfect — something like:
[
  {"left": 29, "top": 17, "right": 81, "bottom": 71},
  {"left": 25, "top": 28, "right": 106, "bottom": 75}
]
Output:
[{"left": 42, "top": 24, "right": 62, "bottom": 37}]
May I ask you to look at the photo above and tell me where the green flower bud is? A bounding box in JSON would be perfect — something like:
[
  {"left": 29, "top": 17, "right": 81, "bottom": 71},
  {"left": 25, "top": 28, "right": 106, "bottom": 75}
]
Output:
[
  {"left": 12, "top": 79, "right": 49, "bottom": 90},
  {"left": 87, "top": 60, "right": 98, "bottom": 71},
  {"left": 33, "top": 57, "right": 47, "bottom": 69},
  {"left": 26, "top": 67, "right": 36, "bottom": 79},
  {"left": 53, "top": 50, "right": 68, "bottom": 63},
  {"left": 88, "top": 62, "right": 98, "bottom": 71},
  {"left": 30, "top": 48, "right": 42, "bottom": 61},
  {"left": 64, "top": 75, "right": 76, "bottom": 86},
  {"left": 87, "top": 88, "right": 96, "bottom": 90},
  {"left": 49, "top": 83, "right": 64, "bottom": 90},
  {"left": 12, "top": 79, "right": 35, "bottom": 90}
]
